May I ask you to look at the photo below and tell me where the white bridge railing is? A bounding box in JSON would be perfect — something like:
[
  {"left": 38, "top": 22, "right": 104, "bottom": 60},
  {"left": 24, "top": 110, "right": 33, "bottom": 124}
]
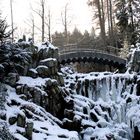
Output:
[{"left": 59, "top": 44, "right": 126, "bottom": 59}]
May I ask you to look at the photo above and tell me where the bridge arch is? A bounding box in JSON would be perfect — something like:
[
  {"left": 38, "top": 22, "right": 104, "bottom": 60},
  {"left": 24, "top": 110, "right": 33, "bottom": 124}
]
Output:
[{"left": 58, "top": 45, "right": 126, "bottom": 72}]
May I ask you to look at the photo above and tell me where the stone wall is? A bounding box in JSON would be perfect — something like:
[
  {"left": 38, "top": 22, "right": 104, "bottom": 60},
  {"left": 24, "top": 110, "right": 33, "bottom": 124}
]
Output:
[{"left": 75, "top": 62, "right": 115, "bottom": 73}]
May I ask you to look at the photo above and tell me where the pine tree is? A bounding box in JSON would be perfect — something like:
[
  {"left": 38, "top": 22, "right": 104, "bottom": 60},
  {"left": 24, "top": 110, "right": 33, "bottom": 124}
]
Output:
[
  {"left": 115, "top": 0, "right": 140, "bottom": 57},
  {"left": 88, "top": 0, "right": 106, "bottom": 46},
  {"left": 0, "top": 14, "right": 12, "bottom": 44},
  {"left": 116, "top": 0, "right": 140, "bottom": 45}
]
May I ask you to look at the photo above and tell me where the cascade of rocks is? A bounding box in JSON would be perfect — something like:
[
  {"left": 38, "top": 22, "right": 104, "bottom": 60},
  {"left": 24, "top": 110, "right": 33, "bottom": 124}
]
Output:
[
  {"left": 2, "top": 41, "right": 140, "bottom": 140},
  {"left": 62, "top": 67, "right": 140, "bottom": 139},
  {"left": 76, "top": 74, "right": 137, "bottom": 101},
  {"left": 0, "top": 42, "right": 77, "bottom": 140}
]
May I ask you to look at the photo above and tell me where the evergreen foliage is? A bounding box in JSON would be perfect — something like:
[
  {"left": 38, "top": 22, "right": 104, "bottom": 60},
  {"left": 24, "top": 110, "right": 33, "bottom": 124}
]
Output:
[
  {"left": 116, "top": 0, "right": 140, "bottom": 45},
  {"left": 0, "top": 14, "right": 12, "bottom": 44}
]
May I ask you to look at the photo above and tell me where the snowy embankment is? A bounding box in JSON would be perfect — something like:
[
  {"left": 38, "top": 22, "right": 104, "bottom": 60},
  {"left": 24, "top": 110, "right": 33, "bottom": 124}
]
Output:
[
  {"left": 1, "top": 41, "right": 140, "bottom": 140},
  {"left": 0, "top": 42, "right": 79, "bottom": 140},
  {"left": 61, "top": 67, "right": 140, "bottom": 140},
  {"left": 2, "top": 81, "right": 79, "bottom": 140}
]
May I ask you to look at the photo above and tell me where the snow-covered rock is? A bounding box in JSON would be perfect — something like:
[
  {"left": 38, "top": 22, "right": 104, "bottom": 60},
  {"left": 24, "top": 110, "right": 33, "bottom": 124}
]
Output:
[{"left": 61, "top": 68, "right": 140, "bottom": 140}]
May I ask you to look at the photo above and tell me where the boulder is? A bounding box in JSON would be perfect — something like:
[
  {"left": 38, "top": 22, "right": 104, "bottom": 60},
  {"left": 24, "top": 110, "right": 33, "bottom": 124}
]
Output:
[
  {"left": 49, "top": 67, "right": 58, "bottom": 75},
  {"left": 47, "top": 48, "right": 54, "bottom": 58},
  {"left": 63, "top": 118, "right": 73, "bottom": 130},
  {"left": 36, "top": 65, "right": 49, "bottom": 77},
  {"left": 25, "top": 121, "right": 33, "bottom": 140},
  {"left": 90, "top": 112, "right": 99, "bottom": 122},
  {"left": 65, "top": 99, "right": 74, "bottom": 110},
  {"left": 16, "top": 85, "right": 22, "bottom": 95},
  {"left": 0, "top": 112, "right": 6, "bottom": 121},
  {"left": 23, "top": 84, "right": 29, "bottom": 95},
  {"left": 5, "top": 73, "right": 19, "bottom": 87},
  {"left": 9, "top": 116, "right": 17, "bottom": 125},
  {"left": 136, "top": 80, "right": 140, "bottom": 96},
  {"left": 41, "top": 94, "right": 48, "bottom": 109},
  {"left": 45, "top": 79, "right": 52, "bottom": 87},
  {"left": 32, "top": 88, "right": 42, "bottom": 105},
  {"left": 38, "top": 48, "right": 48, "bottom": 59},
  {"left": 17, "top": 113, "right": 26, "bottom": 127},
  {"left": 54, "top": 74, "right": 64, "bottom": 86},
  {"left": 28, "top": 69, "right": 38, "bottom": 78},
  {"left": 64, "top": 109, "right": 75, "bottom": 120},
  {"left": 40, "top": 58, "right": 57, "bottom": 68},
  {"left": 73, "top": 115, "right": 82, "bottom": 131},
  {"left": 83, "top": 106, "right": 88, "bottom": 114}
]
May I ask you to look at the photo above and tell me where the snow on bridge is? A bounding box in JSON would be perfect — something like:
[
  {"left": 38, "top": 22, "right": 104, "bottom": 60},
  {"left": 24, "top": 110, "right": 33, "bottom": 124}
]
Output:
[{"left": 58, "top": 44, "right": 126, "bottom": 70}]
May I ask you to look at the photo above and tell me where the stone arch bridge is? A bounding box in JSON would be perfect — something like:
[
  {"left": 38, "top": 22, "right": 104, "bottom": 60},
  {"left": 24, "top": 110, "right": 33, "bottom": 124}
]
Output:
[{"left": 58, "top": 44, "right": 127, "bottom": 71}]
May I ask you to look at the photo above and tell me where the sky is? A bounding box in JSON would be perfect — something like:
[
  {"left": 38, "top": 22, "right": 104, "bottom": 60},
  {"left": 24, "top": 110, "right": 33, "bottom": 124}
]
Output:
[{"left": 1, "top": 0, "right": 93, "bottom": 40}]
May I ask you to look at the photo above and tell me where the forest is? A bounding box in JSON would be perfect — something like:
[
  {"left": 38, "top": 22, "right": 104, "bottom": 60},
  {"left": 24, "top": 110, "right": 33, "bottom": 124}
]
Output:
[{"left": 0, "top": 0, "right": 140, "bottom": 51}]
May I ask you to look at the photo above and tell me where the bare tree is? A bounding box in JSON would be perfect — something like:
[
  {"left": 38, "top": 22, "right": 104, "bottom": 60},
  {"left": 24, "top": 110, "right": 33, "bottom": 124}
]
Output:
[
  {"left": 45, "top": 9, "right": 51, "bottom": 42},
  {"left": 31, "top": 0, "right": 54, "bottom": 42},
  {"left": 24, "top": 14, "right": 35, "bottom": 43},
  {"left": 31, "top": 16, "right": 35, "bottom": 43},
  {"left": 106, "top": 0, "right": 115, "bottom": 45},
  {"left": 25, "top": 14, "right": 47, "bottom": 43},
  {"left": 61, "top": 3, "right": 71, "bottom": 45},
  {"left": 107, "top": 0, "right": 111, "bottom": 37},
  {"left": 32, "top": 0, "right": 45, "bottom": 42},
  {"left": 41, "top": 0, "right": 45, "bottom": 42},
  {"left": 10, "top": 0, "right": 14, "bottom": 42}
]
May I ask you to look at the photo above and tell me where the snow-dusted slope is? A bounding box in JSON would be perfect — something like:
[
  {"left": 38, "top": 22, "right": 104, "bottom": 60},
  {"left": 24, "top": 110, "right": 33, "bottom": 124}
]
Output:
[
  {"left": 0, "top": 42, "right": 79, "bottom": 140},
  {"left": 1, "top": 41, "right": 140, "bottom": 140},
  {"left": 4, "top": 85, "right": 79, "bottom": 140}
]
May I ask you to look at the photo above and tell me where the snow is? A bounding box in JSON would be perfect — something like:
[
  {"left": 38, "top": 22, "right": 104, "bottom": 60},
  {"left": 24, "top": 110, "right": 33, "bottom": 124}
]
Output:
[
  {"left": 17, "top": 76, "right": 50, "bottom": 87},
  {"left": 4, "top": 84, "right": 79, "bottom": 140},
  {"left": 92, "top": 127, "right": 112, "bottom": 139},
  {"left": 33, "top": 121, "right": 79, "bottom": 140},
  {"left": 36, "top": 41, "right": 57, "bottom": 51},
  {"left": 1, "top": 40, "right": 140, "bottom": 139},
  {"left": 14, "top": 133, "right": 28, "bottom": 140},
  {"left": 29, "top": 68, "right": 38, "bottom": 74},
  {"left": 36, "top": 65, "right": 48, "bottom": 69},
  {"left": 40, "top": 58, "right": 57, "bottom": 62},
  {"left": 1, "top": 67, "right": 140, "bottom": 140},
  {"left": 0, "top": 64, "right": 4, "bottom": 68}
]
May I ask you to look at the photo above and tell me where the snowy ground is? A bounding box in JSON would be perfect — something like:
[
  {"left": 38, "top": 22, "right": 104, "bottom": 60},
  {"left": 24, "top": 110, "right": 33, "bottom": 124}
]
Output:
[{"left": 3, "top": 83, "right": 79, "bottom": 140}]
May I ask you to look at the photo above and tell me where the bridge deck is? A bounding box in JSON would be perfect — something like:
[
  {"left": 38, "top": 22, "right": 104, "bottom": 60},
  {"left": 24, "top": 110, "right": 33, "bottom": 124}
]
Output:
[{"left": 58, "top": 45, "right": 126, "bottom": 68}]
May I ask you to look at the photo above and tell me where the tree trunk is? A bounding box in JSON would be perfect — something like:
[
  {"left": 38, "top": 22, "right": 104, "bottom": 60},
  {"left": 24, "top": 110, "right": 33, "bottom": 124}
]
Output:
[
  {"left": 100, "top": 0, "right": 106, "bottom": 39},
  {"left": 48, "top": 9, "right": 51, "bottom": 42},
  {"left": 107, "top": 0, "right": 111, "bottom": 38},
  {"left": 41, "top": 0, "right": 45, "bottom": 42},
  {"left": 10, "top": 0, "right": 14, "bottom": 42},
  {"left": 97, "top": 0, "right": 106, "bottom": 46},
  {"left": 64, "top": 4, "right": 68, "bottom": 45},
  {"left": 109, "top": 0, "right": 114, "bottom": 46},
  {"left": 32, "top": 18, "right": 35, "bottom": 43}
]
